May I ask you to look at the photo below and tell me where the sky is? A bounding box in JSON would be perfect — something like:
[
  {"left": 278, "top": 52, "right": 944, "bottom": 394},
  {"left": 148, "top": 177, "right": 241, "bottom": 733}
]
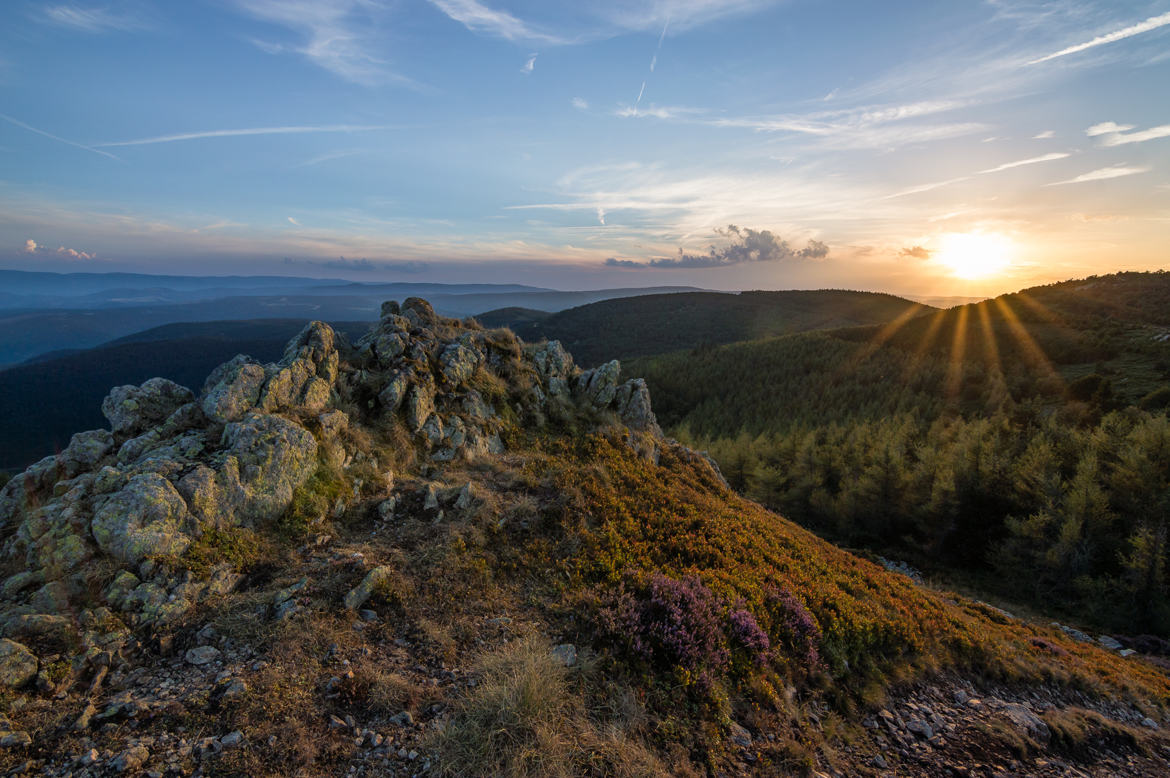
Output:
[{"left": 0, "top": 0, "right": 1168, "bottom": 297}]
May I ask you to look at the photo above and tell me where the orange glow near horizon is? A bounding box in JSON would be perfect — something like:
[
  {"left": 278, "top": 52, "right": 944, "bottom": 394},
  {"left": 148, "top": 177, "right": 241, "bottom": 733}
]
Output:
[{"left": 934, "top": 232, "right": 1015, "bottom": 281}]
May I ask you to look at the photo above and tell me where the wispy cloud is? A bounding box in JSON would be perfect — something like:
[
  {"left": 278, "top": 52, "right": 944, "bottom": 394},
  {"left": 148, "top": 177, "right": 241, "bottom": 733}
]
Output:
[
  {"left": 233, "top": 0, "right": 414, "bottom": 86},
  {"left": 571, "top": 97, "right": 589, "bottom": 110},
  {"left": 42, "top": 4, "right": 145, "bottom": 33},
  {"left": 619, "top": 98, "right": 985, "bottom": 150},
  {"left": 614, "top": 104, "right": 700, "bottom": 120},
  {"left": 1086, "top": 121, "right": 1133, "bottom": 136},
  {"left": 706, "top": 99, "right": 968, "bottom": 135},
  {"left": 886, "top": 151, "right": 1070, "bottom": 199},
  {"left": 511, "top": 162, "right": 887, "bottom": 245},
  {"left": 1093, "top": 123, "right": 1170, "bottom": 147},
  {"left": 427, "top": 0, "right": 564, "bottom": 43},
  {"left": 978, "top": 152, "right": 1070, "bottom": 174},
  {"left": 900, "top": 245, "right": 932, "bottom": 259},
  {"left": 521, "top": 53, "right": 537, "bottom": 74},
  {"left": 0, "top": 112, "right": 119, "bottom": 160},
  {"left": 95, "top": 124, "right": 390, "bottom": 147},
  {"left": 23, "top": 239, "right": 38, "bottom": 253},
  {"left": 1029, "top": 11, "right": 1170, "bottom": 65},
  {"left": 601, "top": 0, "right": 779, "bottom": 33},
  {"left": 292, "top": 148, "right": 368, "bottom": 168},
  {"left": 287, "top": 217, "right": 300, "bottom": 226},
  {"left": 1033, "top": 130, "right": 1054, "bottom": 139},
  {"left": 1049, "top": 164, "right": 1150, "bottom": 185}
]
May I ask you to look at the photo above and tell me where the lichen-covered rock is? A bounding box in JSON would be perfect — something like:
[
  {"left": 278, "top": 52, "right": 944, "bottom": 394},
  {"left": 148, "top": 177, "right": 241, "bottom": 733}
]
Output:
[
  {"left": 178, "top": 414, "right": 317, "bottom": 530},
  {"left": 201, "top": 355, "right": 266, "bottom": 423},
  {"left": 421, "top": 414, "right": 445, "bottom": 446},
  {"left": 259, "top": 321, "right": 339, "bottom": 413},
  {"left": 317, "top": 409, "right": 350, "bottom": 469},
  {"left": 91, "top": 473, "right": 192, "bottom": 565},
  {"left": 402, "top": 297, "right": 437, "bottom": 328},
  {"left": 2, "top": 613, "right": 75, "bottom": 644},
  {"left": 532, "top": 340, "right": 574, "bottom": 396},
  {"left": 361, "top": 328, "right": 407, "bottom": 365},
  {"left": 576, "top": 360, "right": 621, "bottom": 407},
  {"left": 59, "top": 430, "right": 114, "bottom": 476},
  {"left": 439, "top": 341, "right": 480, "bottom": 386},
  {"left": 379, "top": 370, "right": 411, "bottom": 412},
  {"left": 615, "top": 378, "right": 660, "bottom": 433},
  {"left": 1000, "top": 703, "right": 1050, "bottom": 744},
  {"left": 0, "top": 639, "right": 37, "bottom": 688},
  {"left": 344, "top": 565, "right": 394, "bottom": 610},
  {"left": 102, "top": 378, "right": 194, "bottom": 436},
  {"left": 406, "top": 378, "right": 436, "bottom": 433},
  {"left": 223, "top": 414, "right": 318, "bottom": 523}
]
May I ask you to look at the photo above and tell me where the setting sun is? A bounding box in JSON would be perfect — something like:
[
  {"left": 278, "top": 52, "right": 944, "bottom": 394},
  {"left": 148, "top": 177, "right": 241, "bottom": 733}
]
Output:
[{"left": 934, "top": 232, "right": 1014, "bottom": 280}]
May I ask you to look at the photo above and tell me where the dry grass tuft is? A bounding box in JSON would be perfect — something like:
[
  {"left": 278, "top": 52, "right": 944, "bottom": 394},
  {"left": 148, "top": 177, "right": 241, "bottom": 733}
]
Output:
[
  {"left": 1043, "top": 706, "right": 1148, "bottom": 757},
  {"left": 433, "top": 636, "right": 670, "bottom": 778}
]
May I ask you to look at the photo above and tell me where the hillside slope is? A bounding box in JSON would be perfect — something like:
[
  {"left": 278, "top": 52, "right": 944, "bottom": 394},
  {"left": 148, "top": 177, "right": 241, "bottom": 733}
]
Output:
[
  {"left": 0, "top": 299, "right": 1166, "bottom": 776},
  {"left": 480, "top": 289, "right": 933, "bottom": 365},
  {"left": 628, "top": 272, "right": 1170, "bottom": 638}
]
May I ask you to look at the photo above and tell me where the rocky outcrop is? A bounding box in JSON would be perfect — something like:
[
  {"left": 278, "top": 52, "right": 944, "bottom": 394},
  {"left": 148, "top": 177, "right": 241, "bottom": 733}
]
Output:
[
  {"left": 0, "top": 297, "right": 664, "bottom": 687},
  {"left": 201, "top": 356, "right": 266, "bottom": 424},
  {"left": 102, "top": 378, "right": 194, "bottom": 436},
  {"left": 91, "top": 473, "right": 193, "bottom": 565}
]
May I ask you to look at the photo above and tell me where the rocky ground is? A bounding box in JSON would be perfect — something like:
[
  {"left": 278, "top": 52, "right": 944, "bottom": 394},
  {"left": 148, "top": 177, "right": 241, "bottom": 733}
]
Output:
[{"left": 0, "top": 297, "right": 1167, "bottom": 776}]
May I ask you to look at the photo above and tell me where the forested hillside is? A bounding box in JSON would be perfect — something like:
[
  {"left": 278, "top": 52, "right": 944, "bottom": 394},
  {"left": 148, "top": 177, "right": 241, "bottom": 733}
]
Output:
[
  {"left": 631, "top": 272, "right": 1170, "bottom": 637},
  {"left": 480, "top": 289, "right": 932, "bottom": 365}
]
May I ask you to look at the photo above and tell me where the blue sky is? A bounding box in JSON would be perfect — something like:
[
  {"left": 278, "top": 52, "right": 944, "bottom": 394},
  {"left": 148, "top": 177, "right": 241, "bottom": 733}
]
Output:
[{"left": 1, "top": 0, "right": 1167, "bottom": 295}]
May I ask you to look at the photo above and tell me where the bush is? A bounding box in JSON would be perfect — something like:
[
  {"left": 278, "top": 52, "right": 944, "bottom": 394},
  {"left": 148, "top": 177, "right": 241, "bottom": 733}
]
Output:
[
  {"left": 598, "top": 572, "right": 771, "bottom": 690},
  {"left": 761, "top": 585, "right": 821, "bottom": 669}
]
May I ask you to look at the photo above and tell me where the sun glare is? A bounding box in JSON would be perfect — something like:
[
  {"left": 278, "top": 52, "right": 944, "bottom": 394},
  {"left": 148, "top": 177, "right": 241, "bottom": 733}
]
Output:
[{"left": 934, "top": 232, "right": 1013, "bottom": 280}]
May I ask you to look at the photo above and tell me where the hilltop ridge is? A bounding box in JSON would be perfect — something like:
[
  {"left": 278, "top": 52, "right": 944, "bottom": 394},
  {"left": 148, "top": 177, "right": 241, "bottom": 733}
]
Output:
[{"left": 0, "top": 298, "right": 1167, "bottom": 776}]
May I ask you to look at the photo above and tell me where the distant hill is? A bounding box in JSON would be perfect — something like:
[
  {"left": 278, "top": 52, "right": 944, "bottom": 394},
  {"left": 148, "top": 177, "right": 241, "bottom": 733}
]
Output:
[
  {"left": 0, "top": 282, "right": 703, "bottom": 366},
  {"left": 0, "top": 319, "right": 368, "bottom": 470},
  {"left": 905, "top": 294, "right": 988, "bottom": 308},
  {"left": 472, "top": 306, "right": 552, "bottom": 329},
  {"left": 833, "top": 270, "right": 1170, "bottom": 405},
  {"left": 481, "top": 289, "right": 933, "bottom": 365}
]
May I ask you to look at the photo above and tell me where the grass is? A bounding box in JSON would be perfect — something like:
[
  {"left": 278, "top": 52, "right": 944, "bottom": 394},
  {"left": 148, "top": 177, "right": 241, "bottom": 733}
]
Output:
[
  {"left": 1043, "top": 706, "right": 1146, "bottom": 756},
  {"left": 433, "top": 635, "right": 674, "bottom": 778}
]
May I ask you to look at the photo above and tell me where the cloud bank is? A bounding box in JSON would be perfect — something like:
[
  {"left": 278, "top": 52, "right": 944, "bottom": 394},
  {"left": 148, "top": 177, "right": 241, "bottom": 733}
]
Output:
[
  {"left": 606, "top": 225, "right": 828, "bottom": 269},
  {"left": 900, "top": 246, "right": 932, "bottom": 259}
]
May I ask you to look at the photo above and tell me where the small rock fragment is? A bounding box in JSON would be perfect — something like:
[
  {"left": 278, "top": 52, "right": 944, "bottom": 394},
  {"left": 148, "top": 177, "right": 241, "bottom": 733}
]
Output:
[{"left": 184, "top": 645, "right": 222, "bottom": 666}]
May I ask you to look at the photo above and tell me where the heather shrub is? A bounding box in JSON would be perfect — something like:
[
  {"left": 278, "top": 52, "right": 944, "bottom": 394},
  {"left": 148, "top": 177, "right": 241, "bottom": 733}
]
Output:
[
  {"left": 598, "top": 572, "right": 772, "bottom": 690},
  {"left": 760, "top": 585, "right": 822, "bottom": 671}
]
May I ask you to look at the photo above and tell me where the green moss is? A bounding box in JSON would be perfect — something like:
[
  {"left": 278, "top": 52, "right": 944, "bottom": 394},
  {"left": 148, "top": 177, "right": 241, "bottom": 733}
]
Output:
[
  {"left": 278, "top": 463, "right": 348, "bottom": 540},
  {"left": 42, "top": 658, "right": 72, "bottom": 685},
  {"left": 181, "top": 527, "right": 275, "bottom": 578}
]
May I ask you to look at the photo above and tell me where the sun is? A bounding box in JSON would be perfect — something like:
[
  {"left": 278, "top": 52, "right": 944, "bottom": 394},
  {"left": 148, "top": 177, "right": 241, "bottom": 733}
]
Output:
[{"left": 934, "top": 232, "right": 1014, "bottom": 280}]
